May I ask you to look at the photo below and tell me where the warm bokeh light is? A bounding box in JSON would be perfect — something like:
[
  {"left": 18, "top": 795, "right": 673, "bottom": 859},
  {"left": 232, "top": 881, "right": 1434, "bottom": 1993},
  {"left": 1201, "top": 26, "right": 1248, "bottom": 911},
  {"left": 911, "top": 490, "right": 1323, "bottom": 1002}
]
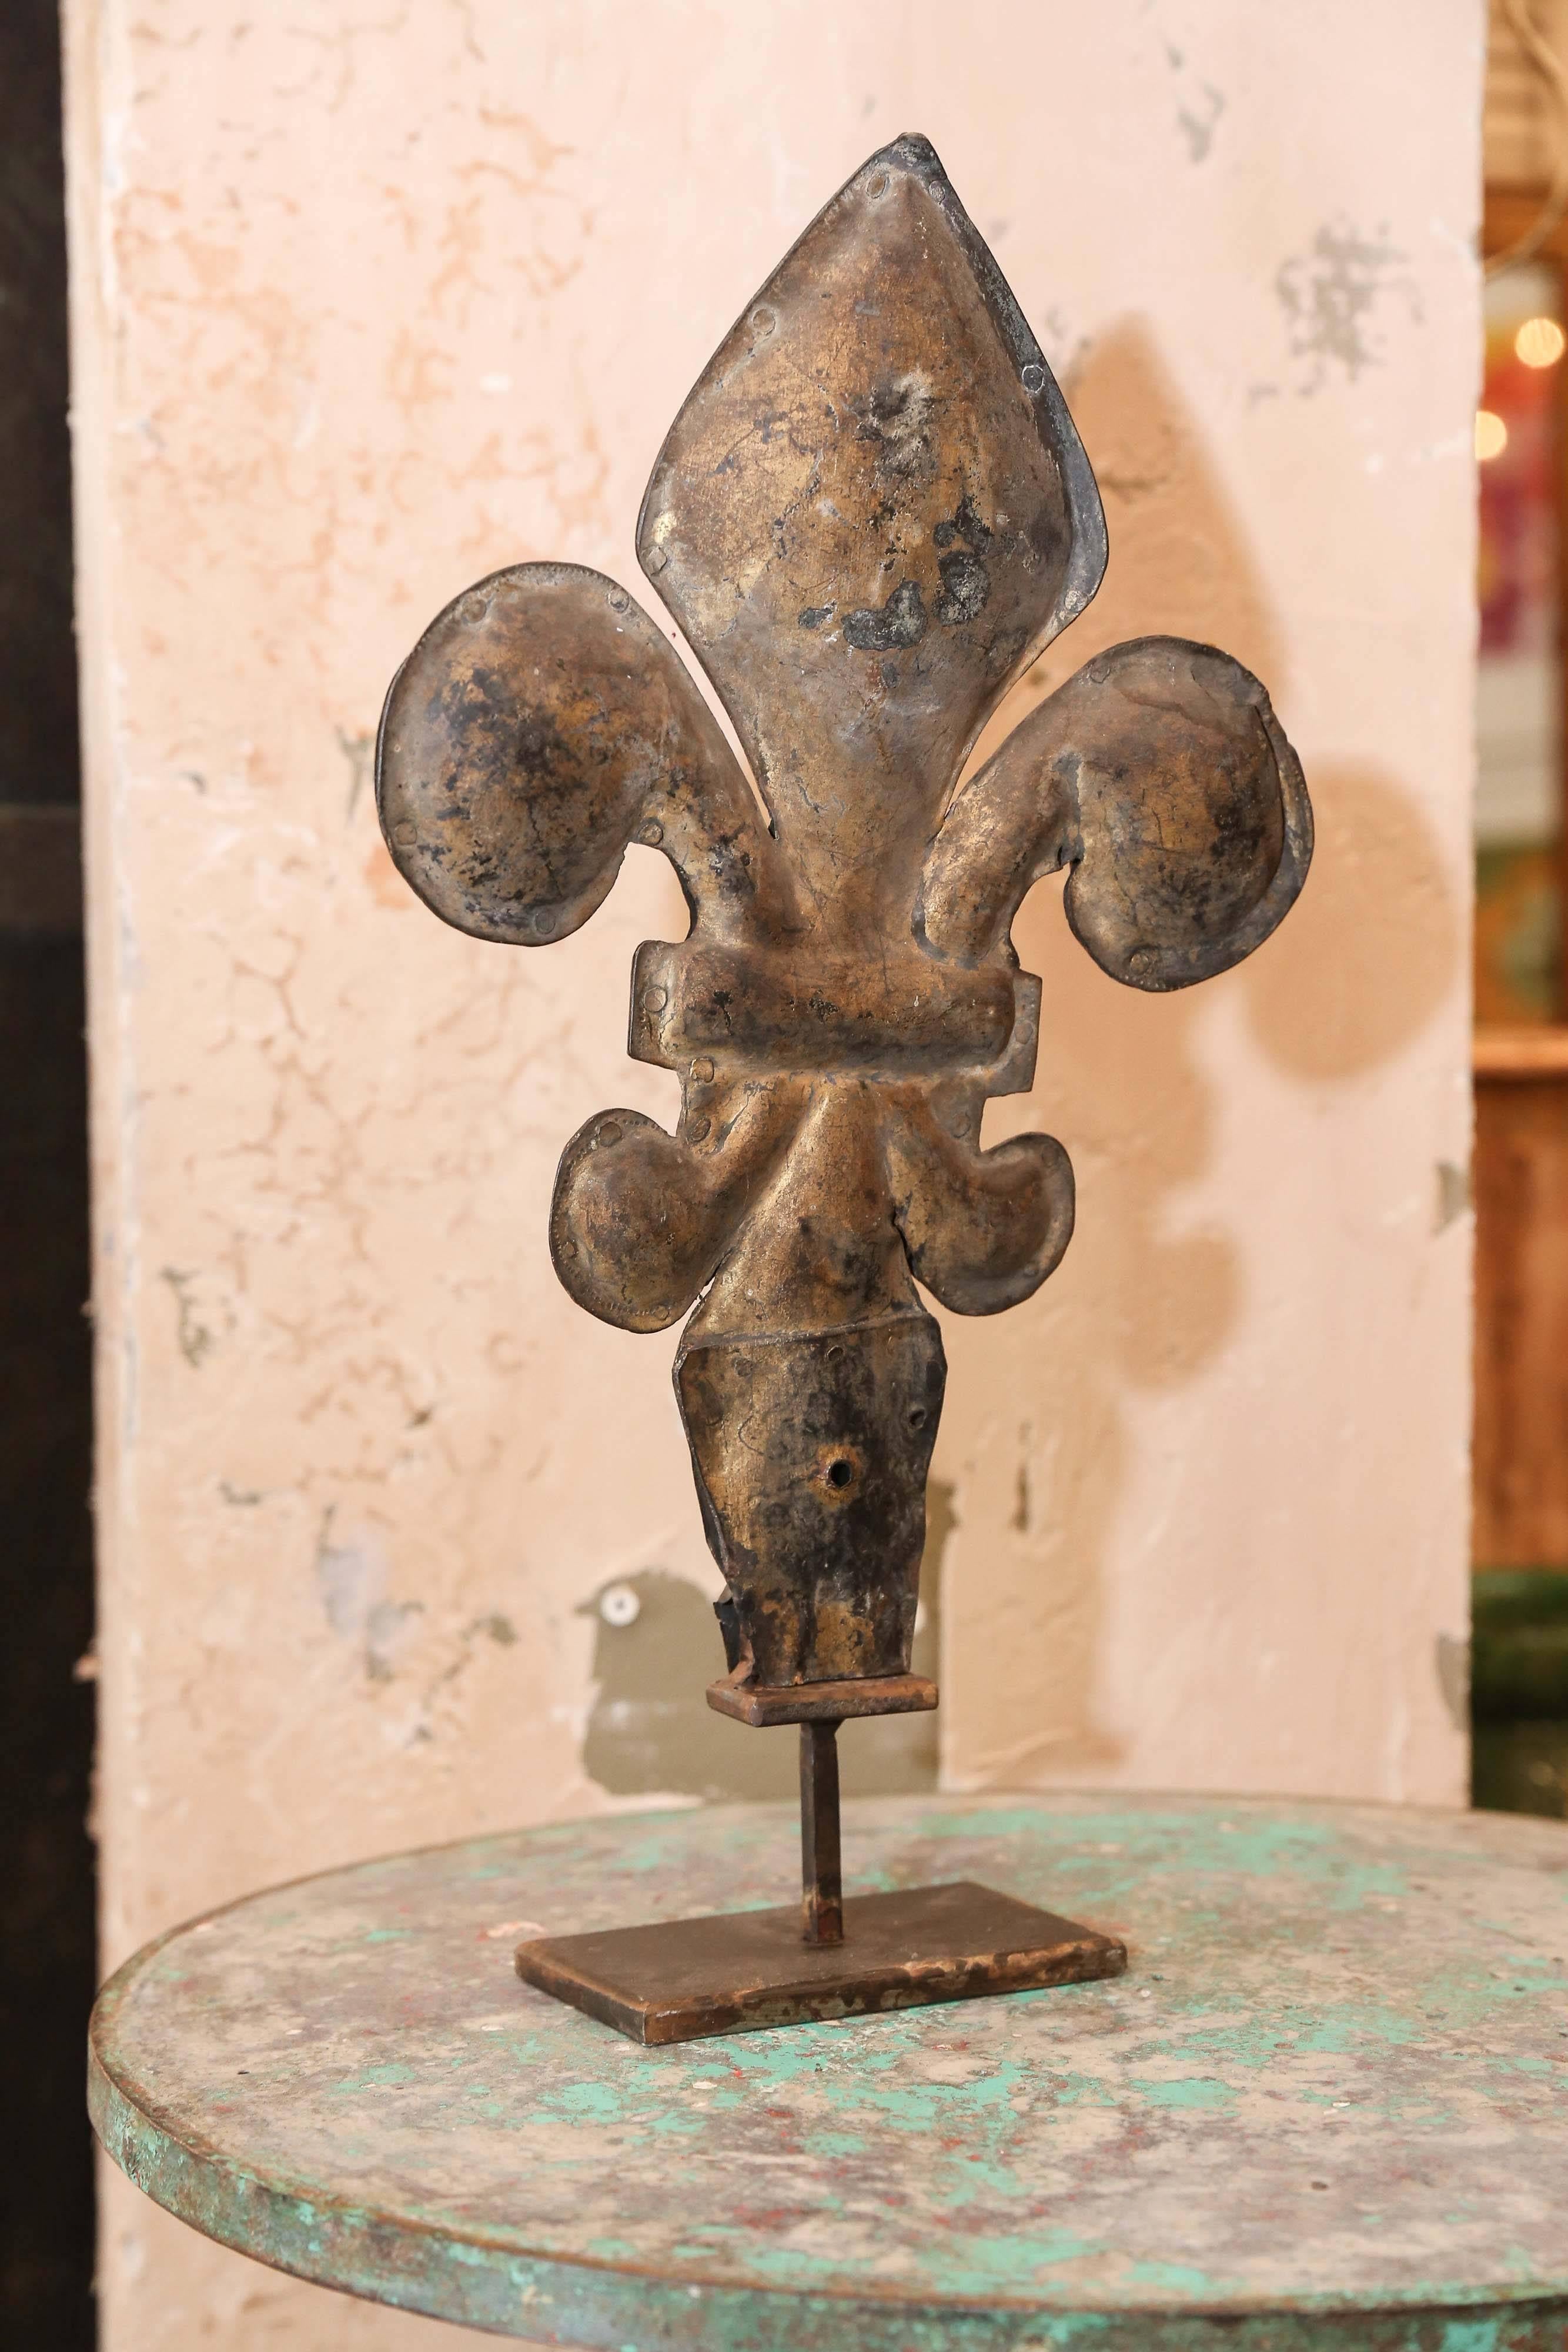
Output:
[
  {"left": 1515, "top": 315, "right": 1567, "bottom": 369},
  {"left": 1476, "top": 409, "right": 1510, "bottom": 462}
]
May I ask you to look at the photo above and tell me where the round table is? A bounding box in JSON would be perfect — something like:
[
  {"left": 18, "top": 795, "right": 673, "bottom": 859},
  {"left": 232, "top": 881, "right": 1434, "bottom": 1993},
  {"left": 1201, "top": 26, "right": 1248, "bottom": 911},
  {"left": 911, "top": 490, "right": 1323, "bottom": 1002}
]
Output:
[{"left": 89, "top": 1793, "right": 1568, "bottom": 2349}]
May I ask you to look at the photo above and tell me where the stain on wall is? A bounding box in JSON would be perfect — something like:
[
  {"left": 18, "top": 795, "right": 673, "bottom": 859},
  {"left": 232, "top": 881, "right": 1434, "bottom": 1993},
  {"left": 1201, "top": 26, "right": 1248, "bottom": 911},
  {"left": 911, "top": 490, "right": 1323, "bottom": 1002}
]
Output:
[{"left": 1275, "top": 223, "right": 1423, "bottom": 390}]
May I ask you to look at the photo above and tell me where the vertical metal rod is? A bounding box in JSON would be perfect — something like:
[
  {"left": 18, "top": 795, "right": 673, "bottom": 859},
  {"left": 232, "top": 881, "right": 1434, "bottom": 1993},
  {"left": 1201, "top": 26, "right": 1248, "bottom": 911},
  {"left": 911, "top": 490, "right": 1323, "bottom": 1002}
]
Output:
[{"left": 799, "top": 1718, "right": 844, "bottom": 1945}]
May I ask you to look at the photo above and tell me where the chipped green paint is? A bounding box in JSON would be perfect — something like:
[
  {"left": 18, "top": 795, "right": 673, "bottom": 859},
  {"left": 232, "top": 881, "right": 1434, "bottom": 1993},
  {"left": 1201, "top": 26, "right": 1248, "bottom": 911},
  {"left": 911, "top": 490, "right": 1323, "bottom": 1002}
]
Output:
[
  {"left": 89, "top": 1793, "right": 1568, "bottom": 2348},
  {"left": 1128, "top": 2075, "right": 1234, "bottom": 2110}
]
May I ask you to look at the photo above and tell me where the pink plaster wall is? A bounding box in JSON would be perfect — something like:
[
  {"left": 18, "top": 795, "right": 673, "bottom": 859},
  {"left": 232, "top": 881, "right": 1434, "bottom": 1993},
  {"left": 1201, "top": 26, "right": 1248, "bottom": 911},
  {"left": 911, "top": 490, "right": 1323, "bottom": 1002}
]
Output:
[{"left": 65, "top": 4, "right": 1482, "bottom": 2343}]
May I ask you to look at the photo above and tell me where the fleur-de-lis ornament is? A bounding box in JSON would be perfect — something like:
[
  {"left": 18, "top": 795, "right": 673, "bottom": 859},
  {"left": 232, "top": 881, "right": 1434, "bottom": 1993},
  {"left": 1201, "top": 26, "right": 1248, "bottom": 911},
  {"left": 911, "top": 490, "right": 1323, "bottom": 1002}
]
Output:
[{"left": 378, "top": 135, "right": 1310, "bottom": 2030}]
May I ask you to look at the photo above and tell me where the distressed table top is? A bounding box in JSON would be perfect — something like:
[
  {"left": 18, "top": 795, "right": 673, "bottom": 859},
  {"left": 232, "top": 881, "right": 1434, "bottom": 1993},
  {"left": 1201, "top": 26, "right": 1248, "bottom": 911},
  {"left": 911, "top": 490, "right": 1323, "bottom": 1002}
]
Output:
[{"left": 90, "top": 1793, "right": 1568, "bottom": 2350}]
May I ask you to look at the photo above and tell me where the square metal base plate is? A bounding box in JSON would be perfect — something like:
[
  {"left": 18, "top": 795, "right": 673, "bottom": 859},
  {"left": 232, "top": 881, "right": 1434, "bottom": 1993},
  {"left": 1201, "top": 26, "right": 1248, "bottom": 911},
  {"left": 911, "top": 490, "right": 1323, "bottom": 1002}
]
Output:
[
  {"left": 514, "top": 1879, "right": 1126, "bottom": 2044},
  {"left": 706, "top": 1669, "right": 938, "bottom": 1726}
]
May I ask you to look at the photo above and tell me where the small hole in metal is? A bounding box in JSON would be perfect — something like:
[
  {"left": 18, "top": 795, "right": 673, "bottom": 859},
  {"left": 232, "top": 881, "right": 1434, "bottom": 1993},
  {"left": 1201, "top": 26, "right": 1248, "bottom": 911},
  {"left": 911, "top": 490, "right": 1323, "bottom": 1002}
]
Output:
[
  {"left": 908, "top": 1406, "right": 927, "bottom": 1430},
  {"left": 867, "top": 171, "right": 890, "bottom": 199},
  {"left": 826, "top": 1458, "right": 854, "bottom": 1489},
  {"left": 1021, "top": 362, "right": 1046, "bottom": 393}
]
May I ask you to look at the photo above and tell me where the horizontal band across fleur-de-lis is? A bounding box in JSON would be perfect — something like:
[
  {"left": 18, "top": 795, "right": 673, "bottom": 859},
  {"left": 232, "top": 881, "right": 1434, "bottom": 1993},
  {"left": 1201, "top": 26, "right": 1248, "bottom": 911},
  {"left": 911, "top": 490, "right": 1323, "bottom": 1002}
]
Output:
[{"left": 377, "top": 133, "right": 1311, "bottom": 1713}]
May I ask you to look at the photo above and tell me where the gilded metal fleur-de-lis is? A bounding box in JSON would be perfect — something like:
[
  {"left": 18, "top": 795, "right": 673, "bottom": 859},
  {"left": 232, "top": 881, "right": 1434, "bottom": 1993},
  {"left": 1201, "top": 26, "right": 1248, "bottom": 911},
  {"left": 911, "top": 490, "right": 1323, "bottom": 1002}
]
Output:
[{"left": 377, "top": 134, "right": 1310, "bottom": 1767}]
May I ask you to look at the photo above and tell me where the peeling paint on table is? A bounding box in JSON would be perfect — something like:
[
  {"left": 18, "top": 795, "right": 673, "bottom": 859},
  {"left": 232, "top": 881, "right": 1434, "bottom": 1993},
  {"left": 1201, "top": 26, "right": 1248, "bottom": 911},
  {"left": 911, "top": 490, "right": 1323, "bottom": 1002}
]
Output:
[{"left": 89, "top": 1793, "right": 1568, "bottom": 2347}]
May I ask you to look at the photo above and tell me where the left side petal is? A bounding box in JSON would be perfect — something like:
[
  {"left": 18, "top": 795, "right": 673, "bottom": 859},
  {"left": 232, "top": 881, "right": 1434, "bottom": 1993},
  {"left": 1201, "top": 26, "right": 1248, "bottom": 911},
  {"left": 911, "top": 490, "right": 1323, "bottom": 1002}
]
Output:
[{"left": 377, "top": 562, "right": 793, "bottom": 947}]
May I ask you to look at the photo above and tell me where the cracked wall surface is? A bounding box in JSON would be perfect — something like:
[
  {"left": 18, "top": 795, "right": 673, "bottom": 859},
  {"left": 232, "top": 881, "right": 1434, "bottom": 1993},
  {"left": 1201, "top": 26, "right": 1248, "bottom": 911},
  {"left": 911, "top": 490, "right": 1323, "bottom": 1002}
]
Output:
[{"left": 63, "top": 4, "right": 1482, "bottom": 2346}]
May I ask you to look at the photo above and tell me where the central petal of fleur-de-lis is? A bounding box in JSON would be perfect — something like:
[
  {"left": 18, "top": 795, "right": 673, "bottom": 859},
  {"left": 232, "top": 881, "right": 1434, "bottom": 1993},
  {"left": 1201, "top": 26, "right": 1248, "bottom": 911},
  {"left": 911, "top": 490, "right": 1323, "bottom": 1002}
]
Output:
[{"left": 377, "top": 134, "right": 1312, "bottom": 1721}]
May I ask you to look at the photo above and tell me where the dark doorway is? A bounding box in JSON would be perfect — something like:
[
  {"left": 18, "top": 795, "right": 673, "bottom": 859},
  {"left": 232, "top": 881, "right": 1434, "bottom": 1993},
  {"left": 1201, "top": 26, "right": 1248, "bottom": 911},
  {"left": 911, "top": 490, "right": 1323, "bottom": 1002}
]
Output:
[{"left": 0, "top": 4, "right": 95, "bottom": 2347}]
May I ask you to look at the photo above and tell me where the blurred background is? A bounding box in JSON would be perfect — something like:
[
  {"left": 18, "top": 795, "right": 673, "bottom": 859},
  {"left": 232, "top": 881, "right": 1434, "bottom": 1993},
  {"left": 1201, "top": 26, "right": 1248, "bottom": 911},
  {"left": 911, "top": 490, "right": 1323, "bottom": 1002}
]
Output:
[
  {"left": 5, "top": 1, "right": 1565, "bottom": 2346},
  {"left": 1472, "top": 2, "right": 1568, "bottom": 1819}
]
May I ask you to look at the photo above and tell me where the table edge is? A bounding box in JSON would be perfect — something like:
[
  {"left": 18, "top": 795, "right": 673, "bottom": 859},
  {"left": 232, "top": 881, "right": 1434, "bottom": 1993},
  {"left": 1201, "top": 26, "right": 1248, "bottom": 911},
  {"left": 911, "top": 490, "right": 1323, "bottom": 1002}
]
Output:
[{"left": 86, "top": 1794, "right": 1568, "bottom": 2348}]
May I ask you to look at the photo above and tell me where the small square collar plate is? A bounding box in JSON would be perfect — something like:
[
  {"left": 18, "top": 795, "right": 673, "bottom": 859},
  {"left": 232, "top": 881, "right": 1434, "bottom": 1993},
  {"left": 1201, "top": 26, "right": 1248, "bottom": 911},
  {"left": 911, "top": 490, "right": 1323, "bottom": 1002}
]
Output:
[{"left": 515, "top": 1879, "right": 1126, "bottom": 2045}]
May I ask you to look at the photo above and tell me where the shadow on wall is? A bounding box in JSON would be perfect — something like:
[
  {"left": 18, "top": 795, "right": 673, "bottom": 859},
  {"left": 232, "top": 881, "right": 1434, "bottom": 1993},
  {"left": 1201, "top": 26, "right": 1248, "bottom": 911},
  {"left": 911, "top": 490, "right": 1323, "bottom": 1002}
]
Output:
[
  {"left": 944, "top": 318, "right": 1460, "bottom": 1783},
  {"left": 571, "top": 319, "right": 1461, "bottom": 1801},
  {"left": 581, "top": 1486, "right": 954, "bottom": 1800}
]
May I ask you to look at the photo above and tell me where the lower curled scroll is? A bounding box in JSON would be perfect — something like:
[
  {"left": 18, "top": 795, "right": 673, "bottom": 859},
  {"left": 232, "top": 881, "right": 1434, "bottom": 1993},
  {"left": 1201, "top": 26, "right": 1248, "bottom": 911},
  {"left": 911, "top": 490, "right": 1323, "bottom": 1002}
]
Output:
[
  {"left": 884, "top": 1097, "right": 1075, "bottom": 1317},
  {"left": 550, "top": 1112, "right": 723, "bottom": 1334},
  {"left": 550, "top": 1081, "right": 800, "bottom": 1334}
]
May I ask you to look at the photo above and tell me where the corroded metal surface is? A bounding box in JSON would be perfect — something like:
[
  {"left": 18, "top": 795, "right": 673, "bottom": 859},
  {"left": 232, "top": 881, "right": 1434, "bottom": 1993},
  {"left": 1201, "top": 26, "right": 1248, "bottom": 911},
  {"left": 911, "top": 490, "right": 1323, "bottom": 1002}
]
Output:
[
  {"left": 376, "top": 132, "right": 1311, "bottom": 1712},
  {"left": 91, "top": 1796, "right": 1568, "bottom": 2348}
]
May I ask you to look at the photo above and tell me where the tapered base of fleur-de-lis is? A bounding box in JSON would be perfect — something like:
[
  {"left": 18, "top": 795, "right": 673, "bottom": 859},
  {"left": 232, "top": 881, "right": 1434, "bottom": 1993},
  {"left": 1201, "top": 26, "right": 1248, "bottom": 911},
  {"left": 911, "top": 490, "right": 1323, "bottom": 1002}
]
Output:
[{"left": 380, "top": 133, "right": 1309, "bottom": 2029}]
